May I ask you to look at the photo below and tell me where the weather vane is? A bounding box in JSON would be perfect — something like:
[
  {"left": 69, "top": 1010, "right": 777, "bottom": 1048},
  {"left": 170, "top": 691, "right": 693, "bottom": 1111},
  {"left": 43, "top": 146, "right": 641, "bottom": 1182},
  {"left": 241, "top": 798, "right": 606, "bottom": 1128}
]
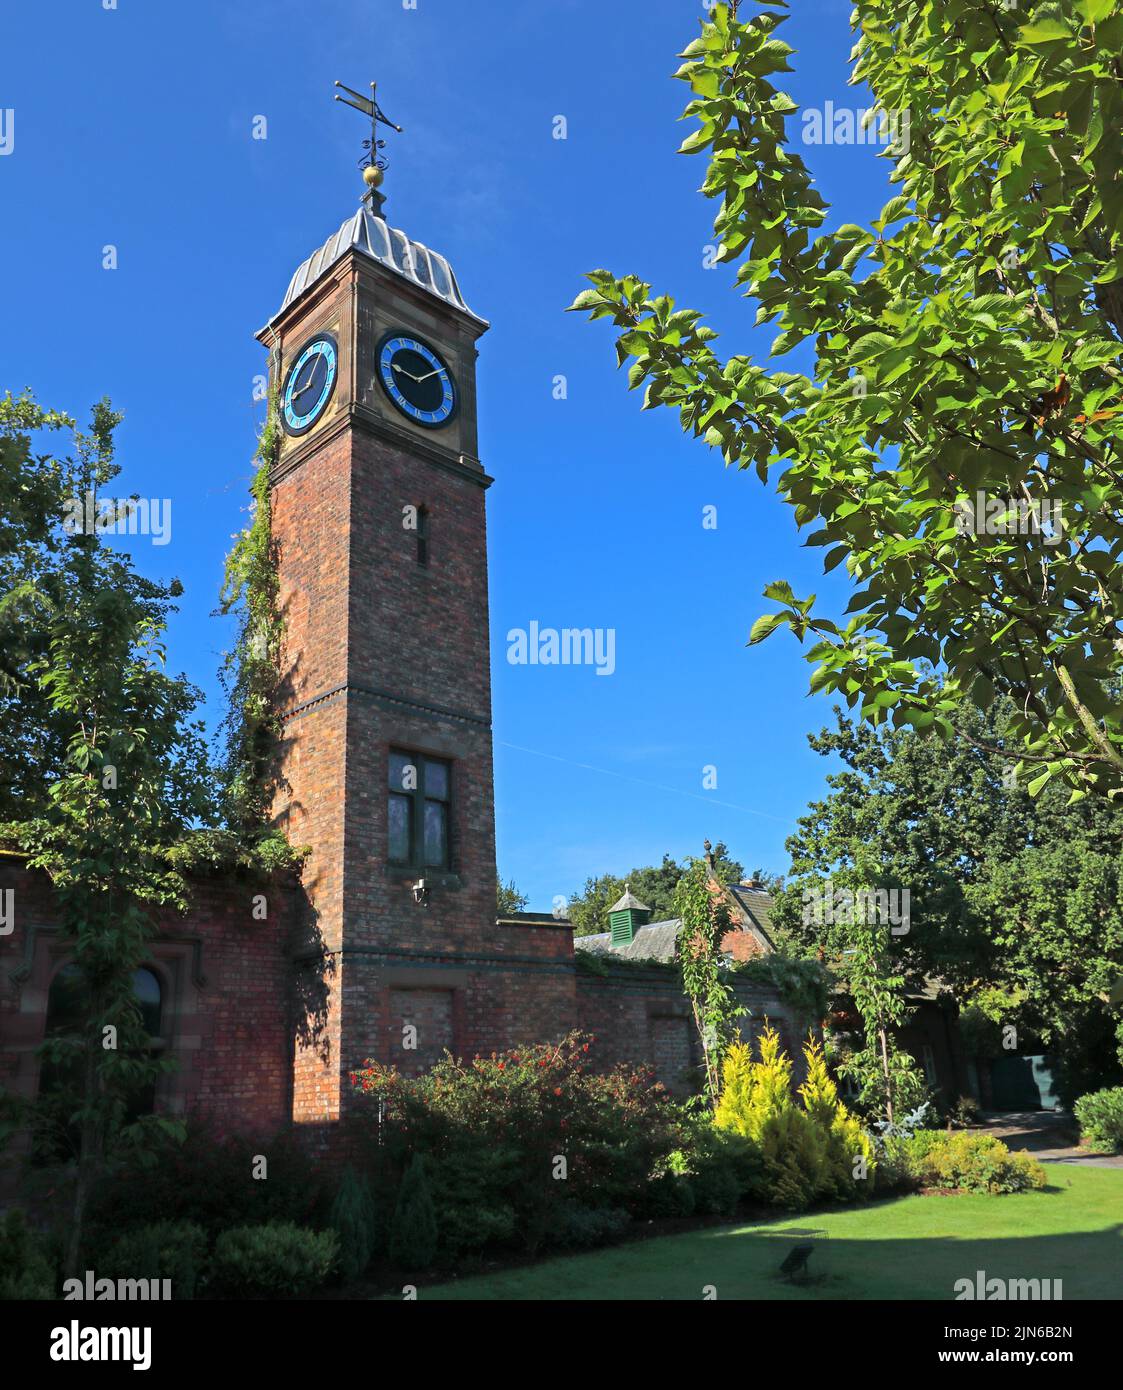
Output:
[{"left": 334, "top": 79, "right": 403, "bottom": 214}]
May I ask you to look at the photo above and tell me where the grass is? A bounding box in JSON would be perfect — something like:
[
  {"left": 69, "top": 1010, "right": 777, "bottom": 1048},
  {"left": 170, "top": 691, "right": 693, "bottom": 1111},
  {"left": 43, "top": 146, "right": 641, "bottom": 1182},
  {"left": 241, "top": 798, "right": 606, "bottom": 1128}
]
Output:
[{"left": 418, "top": 1167, "right": 1123, "bottom": 1300}]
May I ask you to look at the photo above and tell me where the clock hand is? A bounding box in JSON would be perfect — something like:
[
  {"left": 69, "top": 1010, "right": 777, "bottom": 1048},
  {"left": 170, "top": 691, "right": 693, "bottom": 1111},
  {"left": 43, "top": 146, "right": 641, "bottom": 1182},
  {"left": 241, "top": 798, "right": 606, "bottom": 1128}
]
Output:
[
  {"left": 291, "top": 360, "right": 318, "bottom": 395},
  {"left": 392, "top": 363, "right": 423, "bottom": 383},
  {"left": 413, "top": 368, "right": 446, "bottom": 383},
  {"left": 293, "top": 376, "right": 321, "bottom": 402}
]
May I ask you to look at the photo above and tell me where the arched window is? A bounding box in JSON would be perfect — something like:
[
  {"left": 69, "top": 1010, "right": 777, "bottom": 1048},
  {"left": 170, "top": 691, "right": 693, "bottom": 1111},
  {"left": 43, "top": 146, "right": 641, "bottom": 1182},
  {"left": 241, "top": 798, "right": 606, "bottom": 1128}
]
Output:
[
  {"left": 132, "top": 967, "right": 163, "bottom": 1041},
  {"left": 37, "top": 964, "right": 167, "bottom": 1161},
  {"left": 45, "top": 964, "right": 164, "bottom": 1043}
]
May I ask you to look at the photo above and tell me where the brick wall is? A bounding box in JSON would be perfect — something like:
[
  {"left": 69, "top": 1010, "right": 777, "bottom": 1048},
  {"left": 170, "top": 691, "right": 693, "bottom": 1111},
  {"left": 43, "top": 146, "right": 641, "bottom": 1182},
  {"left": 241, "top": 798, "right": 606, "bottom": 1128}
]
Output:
[
  {"left": 389, "top": 987, "right": 454, "bottom": 1076},
  {"left": 574, "top": 961, "right": 811, "bottom": 1092},
  {"left": 0, "top": 858, "right": 296, "bottom": 1156}
]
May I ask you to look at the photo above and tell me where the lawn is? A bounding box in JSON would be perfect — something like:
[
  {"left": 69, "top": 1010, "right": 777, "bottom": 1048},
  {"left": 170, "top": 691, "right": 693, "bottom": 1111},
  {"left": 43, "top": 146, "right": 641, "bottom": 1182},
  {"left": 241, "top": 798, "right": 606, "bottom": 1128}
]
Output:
[{"left": 419, "top": 1166, "right": 1123, "bottom": 1300}]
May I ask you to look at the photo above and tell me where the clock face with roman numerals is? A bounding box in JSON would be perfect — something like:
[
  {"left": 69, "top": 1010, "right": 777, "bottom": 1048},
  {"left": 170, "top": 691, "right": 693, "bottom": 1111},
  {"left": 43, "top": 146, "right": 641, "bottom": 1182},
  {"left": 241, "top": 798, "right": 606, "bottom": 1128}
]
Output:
[
  {"left": 282, "top": 333, "right": 339, "bottom": 436},
  {"left": 377, "top": 332, "right": 457, "bottom": 428}
]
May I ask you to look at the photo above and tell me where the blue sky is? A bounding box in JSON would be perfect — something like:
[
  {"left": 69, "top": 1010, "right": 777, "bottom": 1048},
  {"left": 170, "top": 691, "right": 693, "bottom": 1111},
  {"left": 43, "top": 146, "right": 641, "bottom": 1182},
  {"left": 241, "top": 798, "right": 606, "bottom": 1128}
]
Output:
[{"left": 1, "top": 0, "right": 896, "bottom": 912}]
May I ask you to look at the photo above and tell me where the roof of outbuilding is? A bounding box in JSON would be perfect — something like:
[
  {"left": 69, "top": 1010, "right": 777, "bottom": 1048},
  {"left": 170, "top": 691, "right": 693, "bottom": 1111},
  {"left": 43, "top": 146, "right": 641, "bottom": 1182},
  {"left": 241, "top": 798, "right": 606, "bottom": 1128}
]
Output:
[
  {"left": 576, "top": 918, "right": 682, "bottom": 963},
  {"left": 268, "top": 208, "right": 485, "bottom": 326},
  {"left": 608, "top": 887, "right": 651, "bottom": 914},
  {"left": 727, "top": 884, "right": 778, "bottom": 947}
]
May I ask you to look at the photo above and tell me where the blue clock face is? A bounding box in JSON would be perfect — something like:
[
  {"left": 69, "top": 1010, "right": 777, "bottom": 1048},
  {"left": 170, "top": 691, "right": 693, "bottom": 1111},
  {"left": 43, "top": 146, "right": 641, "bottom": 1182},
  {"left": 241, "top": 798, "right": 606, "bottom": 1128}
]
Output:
[
  {"left": 377, "top": 333, "right": 457, "bottom": 428},
  {"left": 282, "top": 334, "right": 338, "bottom": 436}
]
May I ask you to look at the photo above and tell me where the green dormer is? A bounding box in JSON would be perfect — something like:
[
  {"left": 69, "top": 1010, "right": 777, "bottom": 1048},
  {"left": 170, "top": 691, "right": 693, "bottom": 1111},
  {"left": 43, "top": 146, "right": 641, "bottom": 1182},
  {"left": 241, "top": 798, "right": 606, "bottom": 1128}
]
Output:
[{"left": 608, "top": 887, "right": 652, "bottom": 945}]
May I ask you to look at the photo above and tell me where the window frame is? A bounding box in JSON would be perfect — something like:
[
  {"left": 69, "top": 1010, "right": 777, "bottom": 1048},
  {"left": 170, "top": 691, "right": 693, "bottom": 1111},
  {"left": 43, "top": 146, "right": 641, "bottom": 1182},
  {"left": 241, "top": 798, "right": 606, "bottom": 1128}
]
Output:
[
  {"left": 388, "top": 748, "right": 453, "bottom": 871},
  {"left": 39, "top": 961, "right": 170, "bottom": 1131}
]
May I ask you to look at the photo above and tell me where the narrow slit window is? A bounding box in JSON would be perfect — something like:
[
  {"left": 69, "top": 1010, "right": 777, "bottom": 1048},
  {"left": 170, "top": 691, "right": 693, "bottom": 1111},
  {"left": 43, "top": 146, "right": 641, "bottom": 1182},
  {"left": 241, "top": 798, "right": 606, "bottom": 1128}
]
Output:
[{"left": 416, "top": 506, "right": 429, "bottom": 567}]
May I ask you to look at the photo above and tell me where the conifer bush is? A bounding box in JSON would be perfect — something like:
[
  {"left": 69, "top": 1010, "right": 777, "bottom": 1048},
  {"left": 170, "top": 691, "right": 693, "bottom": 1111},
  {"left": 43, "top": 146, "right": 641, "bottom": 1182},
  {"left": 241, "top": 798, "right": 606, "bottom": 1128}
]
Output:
[
  {"left": 799, "top": 1038, "right": 876, "bottom": 1199},
  {"left": 329, "top": 1166, "right": 378, "bottom": 1283},
  {"left": 714, "top": 1026, "right": 874, "bottom": 1210},
  {"left": 389, "top": 1154, "right": 439, "bottom": 1269}
]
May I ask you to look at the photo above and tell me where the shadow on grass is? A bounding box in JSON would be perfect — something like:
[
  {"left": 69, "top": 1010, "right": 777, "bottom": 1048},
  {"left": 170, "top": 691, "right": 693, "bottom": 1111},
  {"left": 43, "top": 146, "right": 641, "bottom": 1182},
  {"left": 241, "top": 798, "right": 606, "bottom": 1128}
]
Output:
[{"left": 417, "top": 1176, "right": 1123, "bottom": 1300}]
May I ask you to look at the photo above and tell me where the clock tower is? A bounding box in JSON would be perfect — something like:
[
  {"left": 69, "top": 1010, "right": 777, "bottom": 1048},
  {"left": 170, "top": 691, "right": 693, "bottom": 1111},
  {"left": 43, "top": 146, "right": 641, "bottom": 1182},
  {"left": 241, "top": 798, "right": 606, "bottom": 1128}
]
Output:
[{"left": 257, "top": 125, "right": 500, "bottom": 1124}]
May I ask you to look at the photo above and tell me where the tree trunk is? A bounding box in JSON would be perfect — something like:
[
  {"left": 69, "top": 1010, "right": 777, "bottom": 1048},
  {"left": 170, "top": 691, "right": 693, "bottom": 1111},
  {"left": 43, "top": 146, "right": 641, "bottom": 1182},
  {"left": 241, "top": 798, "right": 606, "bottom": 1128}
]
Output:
[
  {"left": 879, "top": 1025, "right": 894, "bottom": 1128},
  {"left": 64, "top": 1033, "right": 103, "bottom": 1279}
]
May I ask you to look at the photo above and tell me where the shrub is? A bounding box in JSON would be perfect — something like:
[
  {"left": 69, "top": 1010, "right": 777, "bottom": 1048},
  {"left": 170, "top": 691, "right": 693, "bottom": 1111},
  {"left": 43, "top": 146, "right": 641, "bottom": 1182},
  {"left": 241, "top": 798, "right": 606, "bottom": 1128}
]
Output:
[
  {"left": 904, "top": 1130, "right": 1047, "bottom": 1194},
  {"left": 1074, "top": 1086, "right": 1123, "bottom": 1154},
  {"left": 666, "top": 1121, "right": 763, "bottom": 1215},
  {"left": 868, "top": 1103, "right": 932, "bottom": 1194},
  {"left": 691, "top": 1160, "right": 741, "bottom": 1218},
  {"left": 0, "top": 1210, "right": 55, "bottom": 1299},
  {"left": 949, "top": 1095, "right": 982, "bottom": 1129},
  {"left": 98, "top": 1221, "right": 207, "bottom": 1299},
  {"left": 389, "top": 1154, "right": 438, "bottom": 1269},
  {"left": 542, "top": 1203, "right": 631, "bottom": 1249},
  {"left": 646, "top": 1171, "right": 696, "bottom": 1218},
  {"left": 329, "top": 1166, "right": 377, "bottom": 1283},
  {"left": 85, "top": 1124, "right": 329, "bottom": 1253},
  {"left": 714, "top": 1027, "right": 874, "bottom": 1211},
  {"left": 872, "top": 1136, "right": 920, "bottom": 1195},
  {"left": 352, "top": 1032, "right": 683, "bottom": 1259},
  {"left": 715, "top": 1029, "right": 813, "bottom": 1210},
  {"left": 799, "top": 1037, "right": 876, "bottom": 1199},
  {"left": 209, "top": 1224, "right": 338, "bottom": 1299},
  {"left": 422, "top": 1142, "right": 517, "bottom": 1256}
]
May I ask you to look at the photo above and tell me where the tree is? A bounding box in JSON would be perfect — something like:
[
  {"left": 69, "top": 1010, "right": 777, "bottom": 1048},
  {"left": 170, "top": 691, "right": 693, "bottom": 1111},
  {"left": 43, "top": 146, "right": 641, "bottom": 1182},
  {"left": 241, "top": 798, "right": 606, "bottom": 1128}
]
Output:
[
  {"left": 836, "top": 891, "right": 929, "bottom": 1127},
  {"left": 0, "top": 396, "right": 213, "bottom": 1273},
  {"left": 571, "top": 1, "right": 1123, "bottom": 800},
  {"left": 496, "top": 874, "right": 529, "bottom": 915},
  {"left": 0, "top": 392, "right": 79, "bottom": 820},
  {"left": 567, "top": 842, "right": 745, "bottom": 934},
  {"left": 673, "top": 857, "right": 742, "bottom": 1106},
  {"left": 772, "top": 699, "right": 1123, "bottom": 1096}
]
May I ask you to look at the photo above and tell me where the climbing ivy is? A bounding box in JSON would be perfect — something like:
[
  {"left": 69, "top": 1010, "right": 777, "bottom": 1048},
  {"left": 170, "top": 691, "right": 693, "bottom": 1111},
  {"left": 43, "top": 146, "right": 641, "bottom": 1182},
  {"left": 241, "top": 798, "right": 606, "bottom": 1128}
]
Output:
[
  {"left": 211, "top": 388, "right": 303, "bottom": 872},
  {"left": 673, "top": 858, "right": 743, "bottom": 1109},
  {"left": 735, "top": 954, "right": 830, "bottom": 1021}
]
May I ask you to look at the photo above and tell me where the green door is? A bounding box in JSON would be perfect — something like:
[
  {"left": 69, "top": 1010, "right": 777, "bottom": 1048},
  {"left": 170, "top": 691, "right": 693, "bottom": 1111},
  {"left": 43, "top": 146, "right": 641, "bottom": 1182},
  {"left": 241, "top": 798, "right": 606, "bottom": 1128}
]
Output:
[{"left": 990, "top": 1054, "right": 1060, "bottom": 1111}]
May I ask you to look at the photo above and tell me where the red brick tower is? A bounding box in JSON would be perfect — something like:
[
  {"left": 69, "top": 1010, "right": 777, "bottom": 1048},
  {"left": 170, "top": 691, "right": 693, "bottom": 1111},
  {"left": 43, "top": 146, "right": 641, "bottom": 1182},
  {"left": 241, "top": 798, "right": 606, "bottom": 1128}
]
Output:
[{"left": 256, "top": 174, "right": 504, "bottom": 1123}]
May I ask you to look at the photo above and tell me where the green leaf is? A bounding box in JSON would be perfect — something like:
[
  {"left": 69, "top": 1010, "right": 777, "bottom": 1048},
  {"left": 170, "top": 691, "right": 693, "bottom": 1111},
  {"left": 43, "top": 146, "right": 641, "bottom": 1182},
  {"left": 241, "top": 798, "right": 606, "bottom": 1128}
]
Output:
[
  {"left": 749, "top": 612, "right": 787, "bottom": 645},
  {"left": 1018, "top": 19, "right": 1071, "bottom": 43},
  {"left": 762, "top": 579, "right": 797, "bottom": 605},
  {"left": 1077, "top": 0, "right": 1114, "bottom": 24},
  {"left": 1071, "top": 339, "right": 1122, "bottom": 371}
]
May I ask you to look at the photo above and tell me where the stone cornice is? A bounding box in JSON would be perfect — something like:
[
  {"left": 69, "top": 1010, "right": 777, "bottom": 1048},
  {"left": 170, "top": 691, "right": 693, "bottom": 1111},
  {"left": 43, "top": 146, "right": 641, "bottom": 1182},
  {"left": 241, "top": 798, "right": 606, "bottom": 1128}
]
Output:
[
  {"left": 280, "top": 679, "right": 491, "bottom": 729},
  {"left": 269, "top": 402, "right": 492, "bottom": 490}
]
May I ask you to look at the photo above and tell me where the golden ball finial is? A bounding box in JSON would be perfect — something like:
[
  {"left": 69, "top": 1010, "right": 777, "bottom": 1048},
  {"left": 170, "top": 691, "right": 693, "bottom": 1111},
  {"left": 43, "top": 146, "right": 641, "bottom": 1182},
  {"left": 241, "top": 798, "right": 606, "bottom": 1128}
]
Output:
[{"left": 363, "top": 163, "right": 384, "bottom": 189}]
